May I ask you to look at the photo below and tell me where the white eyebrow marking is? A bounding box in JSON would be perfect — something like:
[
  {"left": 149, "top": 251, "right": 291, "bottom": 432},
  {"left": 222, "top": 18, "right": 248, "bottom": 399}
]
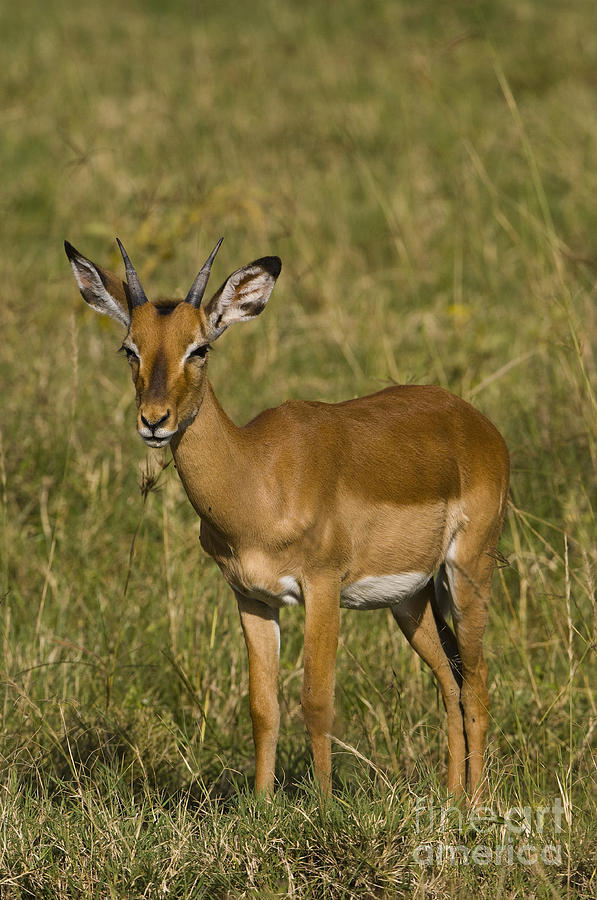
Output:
[{"left": 181, "top": 342, "right": 208, "bottom": 364}]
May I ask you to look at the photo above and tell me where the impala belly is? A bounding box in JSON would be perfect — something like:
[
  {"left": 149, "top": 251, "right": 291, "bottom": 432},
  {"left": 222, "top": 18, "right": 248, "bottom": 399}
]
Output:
[
  {"left": 231, "top": 571, "right": 432, "bottom": 611},
  {"left": 204, "top": 498, "right": 454, "bottom": 613},
  {"left": 340, "top": 572, "right": 431, "bottom": 609}
]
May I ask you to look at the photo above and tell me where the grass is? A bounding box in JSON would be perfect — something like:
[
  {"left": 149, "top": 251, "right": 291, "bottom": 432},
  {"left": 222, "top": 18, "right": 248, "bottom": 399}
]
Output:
[{"left": 0, "top": 0, "right": 596, "bottom": 896}]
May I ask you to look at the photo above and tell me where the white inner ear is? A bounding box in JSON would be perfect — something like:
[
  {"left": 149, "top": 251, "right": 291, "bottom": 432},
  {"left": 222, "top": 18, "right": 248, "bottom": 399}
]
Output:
[
  {"left": 234, "top": 272, "right": 273, "bottom": 306},
  {"left": 71, "top": 258, "right": 130, "bottom": 328},
  {"left": 209, "top": 268, "right": 275, "bottom": 333}
]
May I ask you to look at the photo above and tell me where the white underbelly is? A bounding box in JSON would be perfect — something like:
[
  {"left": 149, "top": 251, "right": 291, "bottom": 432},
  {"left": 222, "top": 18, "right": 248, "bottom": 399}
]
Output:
[
  {"left": 340, "top": 572, "right": 431, "bottom": 610},
  {"left": 234, "top": 572, "right": 431, "bottom": 611}
]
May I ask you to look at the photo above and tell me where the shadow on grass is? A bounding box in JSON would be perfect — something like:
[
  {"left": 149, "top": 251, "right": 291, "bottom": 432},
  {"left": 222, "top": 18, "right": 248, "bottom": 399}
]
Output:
[{"left": 7, "top": 706, "right": 356, "bottom": 816}]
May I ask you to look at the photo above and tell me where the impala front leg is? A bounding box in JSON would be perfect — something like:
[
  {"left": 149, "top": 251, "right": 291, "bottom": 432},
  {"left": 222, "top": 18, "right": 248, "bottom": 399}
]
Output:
[
  {"left": 236, "top": 593, "right": 280, "bottom": 795},
  {"left": 301, "top": 577, "right": 340, "bottom": 796}
]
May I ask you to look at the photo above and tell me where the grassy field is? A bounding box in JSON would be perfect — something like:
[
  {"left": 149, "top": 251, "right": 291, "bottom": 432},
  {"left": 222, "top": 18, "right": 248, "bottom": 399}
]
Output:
[{"left": 1, "top": 0, "right": 596, "bottom": 896}]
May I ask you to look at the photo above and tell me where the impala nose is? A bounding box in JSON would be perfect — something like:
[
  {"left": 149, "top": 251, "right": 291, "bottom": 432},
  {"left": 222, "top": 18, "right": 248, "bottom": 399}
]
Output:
[{"left": 141, "top": 410, "right": 170, "bottom": 432}]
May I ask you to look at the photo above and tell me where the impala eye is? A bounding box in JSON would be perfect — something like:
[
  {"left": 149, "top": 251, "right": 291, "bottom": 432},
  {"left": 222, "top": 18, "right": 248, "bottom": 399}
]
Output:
[
  {"left": 187, "top": 344, "right": 209, "bottom": 360},
  {"left": 120, "top": 345, "right": 139, "bottom": 362}
]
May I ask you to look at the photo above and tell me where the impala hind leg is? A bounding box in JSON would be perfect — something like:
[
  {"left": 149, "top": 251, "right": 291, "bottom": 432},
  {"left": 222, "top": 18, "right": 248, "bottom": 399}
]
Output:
[
  {"left": 392, "top": 580, "right": 467, "bottom": 794},
  {"left": 445, "top": 536, "right": 496, "bottom": 797},
  {"left": 236, "top": 594, "right": 280, "bottom": 794}
]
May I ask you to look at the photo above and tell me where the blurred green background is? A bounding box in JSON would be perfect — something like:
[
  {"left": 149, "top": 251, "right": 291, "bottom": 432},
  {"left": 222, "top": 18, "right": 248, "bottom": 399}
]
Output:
[{"left": 0, "top": 0, "right": 595, "bottom": 896}]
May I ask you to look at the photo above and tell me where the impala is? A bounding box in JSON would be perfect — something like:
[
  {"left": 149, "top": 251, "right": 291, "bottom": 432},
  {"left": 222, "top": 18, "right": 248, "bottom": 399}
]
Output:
[{"left": 65, "top": 236, "right": 509, "bottom": 798}]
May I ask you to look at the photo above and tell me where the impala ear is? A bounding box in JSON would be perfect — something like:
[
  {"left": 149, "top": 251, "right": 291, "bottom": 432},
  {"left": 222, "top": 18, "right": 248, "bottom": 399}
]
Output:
[
  {"left": 64, "top": 241, "right": 131, "bottom": 328},
  {"left": 202, "top": 256, "right": 281, "bottom": 340}
]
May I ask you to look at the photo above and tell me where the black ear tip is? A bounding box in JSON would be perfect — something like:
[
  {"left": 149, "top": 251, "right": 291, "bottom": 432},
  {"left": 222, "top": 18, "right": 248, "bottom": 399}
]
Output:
[
  {"left": 64, "top": 240, "right": 79, "bottom": 261},
  {"left": 260, "top": 256, "right": 282, "bottom": 278}
]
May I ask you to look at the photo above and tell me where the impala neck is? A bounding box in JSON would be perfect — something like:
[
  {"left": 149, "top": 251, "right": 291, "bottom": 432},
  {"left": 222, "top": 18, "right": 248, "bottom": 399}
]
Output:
[{"left": 170, "top": 378, "right": 258, "bottom": 534}]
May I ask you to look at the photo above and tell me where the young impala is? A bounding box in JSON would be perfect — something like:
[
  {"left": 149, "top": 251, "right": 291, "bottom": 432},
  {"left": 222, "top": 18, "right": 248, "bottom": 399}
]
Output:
[{"left": 65, "top": 237, "right": 509, "bottom": 798}]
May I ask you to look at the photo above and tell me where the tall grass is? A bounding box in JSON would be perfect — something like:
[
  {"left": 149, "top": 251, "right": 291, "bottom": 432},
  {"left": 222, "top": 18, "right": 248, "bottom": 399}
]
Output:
[{"left": 0, "top": 0, "right": 595, "bottom": 896}]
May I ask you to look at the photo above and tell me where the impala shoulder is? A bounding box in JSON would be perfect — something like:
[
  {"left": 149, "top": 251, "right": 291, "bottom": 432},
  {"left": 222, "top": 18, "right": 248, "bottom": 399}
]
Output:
[{"left": 243, "top": 398, "right": 327, "bottom": 434}]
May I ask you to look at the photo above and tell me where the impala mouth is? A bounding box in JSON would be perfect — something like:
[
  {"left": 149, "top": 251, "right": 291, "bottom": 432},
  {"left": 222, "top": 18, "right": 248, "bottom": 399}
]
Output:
[{"left": 139, "top": 432, "right": 176, "bottom": 449}]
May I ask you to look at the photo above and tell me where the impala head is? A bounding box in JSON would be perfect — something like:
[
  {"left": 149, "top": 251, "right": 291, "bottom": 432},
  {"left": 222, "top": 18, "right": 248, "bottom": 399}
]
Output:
[{"left": 65, "top": 238, "right": 281, "bottom": 447}]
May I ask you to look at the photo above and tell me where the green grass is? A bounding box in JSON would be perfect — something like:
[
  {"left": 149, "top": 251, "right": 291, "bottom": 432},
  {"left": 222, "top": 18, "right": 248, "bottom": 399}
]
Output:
[{"left": 0, "top": 0, "right": 596, "bottom": 896}]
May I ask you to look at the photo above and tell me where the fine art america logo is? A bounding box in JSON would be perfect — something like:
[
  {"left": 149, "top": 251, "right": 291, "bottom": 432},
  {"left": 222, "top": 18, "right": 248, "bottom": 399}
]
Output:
[{"left": 413, "top": 796, "right": 564, "bottom": 867}]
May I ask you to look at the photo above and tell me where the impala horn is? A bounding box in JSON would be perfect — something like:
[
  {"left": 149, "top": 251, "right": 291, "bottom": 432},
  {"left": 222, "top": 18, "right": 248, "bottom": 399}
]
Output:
[
  {"left": 116, "top": 238, "right": 149, "bottom": 308},
  {"left": 185, "top": 237, "right": 224, "bottom": 308}
]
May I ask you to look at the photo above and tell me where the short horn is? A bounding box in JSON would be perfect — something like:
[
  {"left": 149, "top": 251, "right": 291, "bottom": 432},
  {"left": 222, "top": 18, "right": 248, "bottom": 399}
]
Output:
[
  {"left": 185, "top": 237, "right": 224, "bottom": 308},
  {"left": 116, "top": 238, "right": 148, "bottom": 308}
]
